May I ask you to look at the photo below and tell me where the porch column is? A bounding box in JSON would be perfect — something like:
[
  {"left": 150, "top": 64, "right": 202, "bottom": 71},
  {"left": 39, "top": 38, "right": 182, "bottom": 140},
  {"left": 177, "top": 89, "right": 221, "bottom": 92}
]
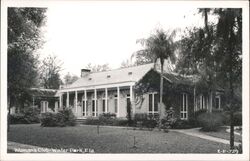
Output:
[
  {"left": 59, "top": 93, "right": 63, "bottom": 108},
  {"left": 84, "top": 90, "right": 87, "bottom": 116},
  {"left": 194, "top": 87, "right": 196, "bottom": 112},
  {"left": 117, "top": 87, "right": 120, "bottom": 117},
  {"left": 75, "top": 91, "right": 78, "bottom": 115},
  {"left": 94, "top": 89, "right": 97, "bottom": 116},
  {"left": 105, "top": 88, "right": 108, "bottom": 113},
  {"left": 210, "top": 92, "right": 213, "bottom": 113},
  {"left": 130, "top": 85, "right": 134, "bottom": 114},
  {"left": 66, "top": 92, "right": 69, "bottom": 108}
]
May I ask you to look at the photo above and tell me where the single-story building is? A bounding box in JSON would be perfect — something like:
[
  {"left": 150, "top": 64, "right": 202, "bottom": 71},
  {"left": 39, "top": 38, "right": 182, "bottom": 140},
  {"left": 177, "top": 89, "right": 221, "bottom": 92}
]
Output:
[{"left": 57, "top": 63, "right": 224, "bottom": 120}]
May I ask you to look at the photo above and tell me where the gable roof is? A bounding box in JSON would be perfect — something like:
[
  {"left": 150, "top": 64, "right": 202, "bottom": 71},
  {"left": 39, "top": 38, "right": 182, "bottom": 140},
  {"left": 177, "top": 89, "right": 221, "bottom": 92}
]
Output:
[
  {"left": 29, "top": 88, "right": 57, "bottom": 97},
  {"left": 63, "top": 63, "right": 154, "bottom": 89}
]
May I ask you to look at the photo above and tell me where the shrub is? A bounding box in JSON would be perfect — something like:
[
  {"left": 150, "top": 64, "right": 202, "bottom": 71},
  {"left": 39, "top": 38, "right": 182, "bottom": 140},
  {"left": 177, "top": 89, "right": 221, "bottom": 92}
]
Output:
[
  {"left": 134, "top": 113, "right": 148, "bottom": 122},
  {"left": 143, "top": 119, "right": 157, "bottom": 129},
  {"left": 171, "top": 119, "right": 192, "bottom": 129},
  {"left": 233, "top": 112, "right": 242, "bottom": 126},
  {"left": 85, "top": 118, "right": 100, "bottom": 125},
  {"left": 10, "top": 107, "right": 40, "bottom": 124},
  {"left": 197, "top": 112, "right": 223, "bottom": 131},
  {"left": 222, "top": 111, "right": 242, "bottom": 126},
  {"left": 99, "top": 113, "right": 116, "bottom": 119},
  {"left": 112, "top": 119, "right": 129, "bottom": 126},
  {"left": 40, "top": 113, "right": 58, "bottom": 127},
  {"left": 40, "top": 108, "right": 76, "bottom": 127},
  {"left": 10, "top": 114, "right": 27, "bottom": 124}
]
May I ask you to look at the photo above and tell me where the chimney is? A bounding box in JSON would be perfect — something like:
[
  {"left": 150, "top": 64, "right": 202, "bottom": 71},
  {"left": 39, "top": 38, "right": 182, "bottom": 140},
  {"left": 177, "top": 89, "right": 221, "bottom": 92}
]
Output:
[{"left": 81, "top": 69, "right": 91, "bottom": 78}]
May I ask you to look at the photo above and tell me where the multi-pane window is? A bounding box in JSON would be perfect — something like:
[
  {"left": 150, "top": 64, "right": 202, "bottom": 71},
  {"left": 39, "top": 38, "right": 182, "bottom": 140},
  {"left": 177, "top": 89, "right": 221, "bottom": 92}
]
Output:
[
  {"left": 114, "top": 95, "right": 118, "bottom": 114},
  {"left": 200, "top": 95, "right": 205, "bottom": 110},
  {"left": 148, "top": 93, "right": 158, "bottom": 116},
  {"left": 92, "top": 99, "right": 98, "bottom": 116},
  {"left": 181, "top": 93, "right": 188, "bottom": 120},
  {"left": 215, "top": 95, "right": 221, "bottom": 109},
  {"left": 82, "top": 100, "right": 86, "bottom": 116},
  {"left": 102, "top": 99, "right": 105, "bottom": 113},
  {"left": 41, "top": 101, "right": 48, "bottom": 113}
]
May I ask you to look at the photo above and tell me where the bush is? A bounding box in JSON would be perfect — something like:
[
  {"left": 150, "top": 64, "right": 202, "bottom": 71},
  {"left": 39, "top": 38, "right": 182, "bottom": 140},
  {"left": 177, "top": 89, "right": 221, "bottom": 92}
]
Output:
[
  {"left": 99, "top": 113, "right": 116, "bottom": 119},
  {"left": 10, "top": 113, "right": 27, "bottom": 124},
  {"left": 40, "top": 108, "right": 76, "bottom": 127},
  {"left": 10, "top": 107, "right": 40, "bottom": 124},
  {"left": 171, "top": 119, "right": 192, "bottom": 129},
  {"left": 85, "top": 118, "right": 100, "bottom": 125},
  {"left": 134, "top": 113, "right": 148, "bottom": 122},
  {"left": 134, "top": 113, "right": 157, "bottom": 129},
  {"left": 40, "top": 113, "right": 58, "bottom": 127},
  {"left": 222, "top": 111, "right": 242, "bottom": 126},
  {"left": 197, "top": 112, "right": 223, "bottom": 131}
]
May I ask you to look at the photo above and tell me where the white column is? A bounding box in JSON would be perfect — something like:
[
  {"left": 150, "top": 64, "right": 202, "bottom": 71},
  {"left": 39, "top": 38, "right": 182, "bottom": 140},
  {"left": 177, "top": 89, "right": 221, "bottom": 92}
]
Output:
[
  {"left": 105, "top": 88, "right": 108, "bottom": 113},
  {"left": 94, "top": 89, "right": 97, "bottom": 116},
  {"left": 130, "top": 85, "right": 134, "bottom": 114},
  {"left": 117, "top": 87, "right": 120, "bottom": 117},
  {"left": 66, "top": 92, "right": 69, "bottom": 108},
  {"left": 75, "top": 91, "right": 78, "bottom": 116},
  {"left": 59, "top": 93, "right": 63, "bottom": 108},
  {"left": 84, "top": 90, "right": 87, "bottom": 116}
]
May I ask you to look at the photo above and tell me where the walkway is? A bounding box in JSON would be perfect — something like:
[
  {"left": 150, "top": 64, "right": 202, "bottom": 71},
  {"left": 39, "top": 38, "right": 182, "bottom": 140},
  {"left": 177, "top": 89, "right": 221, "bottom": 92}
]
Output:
[{"left": 171, "top": 128, "right": 241, "bottom": 146}]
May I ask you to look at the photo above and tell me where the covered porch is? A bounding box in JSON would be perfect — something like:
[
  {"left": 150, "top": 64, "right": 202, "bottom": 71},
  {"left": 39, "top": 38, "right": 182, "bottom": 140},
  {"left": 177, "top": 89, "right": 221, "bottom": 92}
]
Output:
[{"left": 58, "top": 82, "right": 136, "bottom": 119}]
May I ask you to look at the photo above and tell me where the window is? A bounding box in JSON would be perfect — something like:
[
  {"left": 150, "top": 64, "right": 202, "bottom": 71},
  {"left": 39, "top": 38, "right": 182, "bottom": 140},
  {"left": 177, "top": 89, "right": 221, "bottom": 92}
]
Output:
[
  {"left": 41, "top": 101, "right": 48, "bottom": 113},
  {"left": 200, "top": 95, "right": 205, "bottom": 109},
  {"left": 114, "top": 95, "right": 118, "bottom": 114},
  {"left": 148, "top": 93, "right": 158, "bottom": 116},
  {"left": 82, "top": 100, "right": 87, "bottom": 116},
  {"left": 102, "top": 99, "right": 105, "bottom": 112},
  {"left": 92, "top": 100, "right": 98, "bottom": 116},
  {"left": 181, "top": 93, "right": 188, "bottom": 120},
  {"left": 126, "top": 94, "right": 131, "bottom": 107},
  {"left": 215, "top": 95, "right": 221, "bottom": 109}
]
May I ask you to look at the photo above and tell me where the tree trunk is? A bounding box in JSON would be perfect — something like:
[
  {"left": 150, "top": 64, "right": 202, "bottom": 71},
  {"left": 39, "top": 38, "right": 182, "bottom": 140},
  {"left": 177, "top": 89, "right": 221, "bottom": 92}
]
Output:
[
  {"left": 158, "top": 63, "right": 164, "bottom": 130},
  {"left": 229, "top": 79, "right": 235, "bottom": 149},
  {"left": 230, "top": 109, "right": 234, "bottom": 149}
]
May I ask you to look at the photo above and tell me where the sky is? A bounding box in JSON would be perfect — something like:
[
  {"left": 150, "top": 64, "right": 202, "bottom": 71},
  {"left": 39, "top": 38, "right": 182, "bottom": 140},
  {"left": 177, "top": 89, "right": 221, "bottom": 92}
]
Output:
[{"left": 37, "top": 1, "right": 205, "bottom": 78}]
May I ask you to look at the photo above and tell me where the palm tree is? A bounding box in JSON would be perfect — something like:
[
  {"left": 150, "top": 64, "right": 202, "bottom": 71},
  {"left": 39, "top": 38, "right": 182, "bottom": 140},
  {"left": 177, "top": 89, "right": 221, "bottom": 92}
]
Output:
[{"left": 136, "top": 29, "right": 176, "bottom": 129}]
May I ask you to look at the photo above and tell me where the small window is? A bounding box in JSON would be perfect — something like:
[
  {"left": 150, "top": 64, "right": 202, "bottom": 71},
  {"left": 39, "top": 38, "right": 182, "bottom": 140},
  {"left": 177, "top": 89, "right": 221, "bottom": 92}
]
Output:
[
  {"left": 128, "top": 72, "right": 132, "bottom": 75},
  {"left": 181, "top": 93, "right": 188, "bottom": 120},
  {"left": 107, "top": 75, "right": 111, "bottom": 78},
  {"left": 88, "top": 78, "right": 92, "bottom": 80}
]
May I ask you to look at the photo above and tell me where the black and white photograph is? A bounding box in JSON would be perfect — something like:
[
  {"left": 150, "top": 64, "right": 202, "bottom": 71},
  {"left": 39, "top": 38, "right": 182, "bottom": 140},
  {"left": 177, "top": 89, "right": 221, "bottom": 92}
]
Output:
[{"left": 0, "top": 0, "right": 249, "bottom": 161}]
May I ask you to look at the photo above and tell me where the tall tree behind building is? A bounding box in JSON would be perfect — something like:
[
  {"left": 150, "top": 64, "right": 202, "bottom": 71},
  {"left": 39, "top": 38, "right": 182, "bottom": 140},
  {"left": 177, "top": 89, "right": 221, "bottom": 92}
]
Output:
[{"left": 7, "top": 8, "right": 47, "bottom": 131}]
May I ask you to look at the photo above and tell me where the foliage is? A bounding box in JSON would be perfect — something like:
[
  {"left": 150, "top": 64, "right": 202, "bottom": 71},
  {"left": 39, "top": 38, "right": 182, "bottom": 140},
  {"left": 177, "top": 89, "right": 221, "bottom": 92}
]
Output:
[
  {"left": 85, "top": 117, "right": 129, "bottom": 127},
  {"left": 134, "top": 113, "right": 157, "bottom": 130},
  {"left": 161, "top": 108, "right": 177, "bottom": 129},
  {"left": 197, "top": 112, "right": 224, "bottom": 132},
  {"left": 40, "top": 108, "right": 76, "bottom": 127},
  {"left": 126, "top": 100, "right": 133, "bottom": 126},
  {"left": 63, "top": 72, "right": 79, "bottom": 85},
  {"left": 134, "top": 113, "right": 148, "bottom": 122},
  {"left": 85, "top": 63, "right": 110, "bottom": 72},
  {"left": 223, "top": 111, "right": 242, "bottom": 126},
  {"left": 39, "top": 55, "right": 62, "bottom": 89},
  {"left": 85, "top": 118, "right": 100, "bottom": 125},
  {"left": 99, "top": 112, "right": 116, "bottom": 119},
  {"left": 8, "top": 8, "right": 47, "bottom": 107},
  {"left": 40, "top": 112, "right": 58, "bottom": 127},
  {"left": 10, "top": 107, "right": 40, "bottom": 124},
  {"left": 171, "top": 119, "right": 193, "bottom": 129}
]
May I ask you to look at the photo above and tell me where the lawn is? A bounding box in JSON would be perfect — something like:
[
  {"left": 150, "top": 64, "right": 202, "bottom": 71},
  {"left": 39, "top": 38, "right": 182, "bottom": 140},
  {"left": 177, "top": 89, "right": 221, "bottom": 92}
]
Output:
[
  {"left": 8, "top": 124, "right": 230, "bottom": 153},
  {"left": 200, "top": 127, "right": 242, "bottom": 143}
]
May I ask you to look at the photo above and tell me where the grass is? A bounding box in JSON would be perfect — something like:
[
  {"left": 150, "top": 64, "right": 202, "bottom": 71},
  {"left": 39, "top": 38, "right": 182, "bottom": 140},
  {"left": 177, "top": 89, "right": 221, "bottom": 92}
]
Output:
[
  {"left": 8, "top": 124, "right": 230, "bottom": 153},
  {"left": 200, "top": 127, "right": 242, "bottom": 142}
]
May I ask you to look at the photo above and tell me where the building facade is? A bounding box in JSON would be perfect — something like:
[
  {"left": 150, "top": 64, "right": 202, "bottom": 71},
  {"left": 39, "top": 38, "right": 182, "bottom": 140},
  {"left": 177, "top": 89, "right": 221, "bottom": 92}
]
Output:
[{"left": 57, "top": 63, "right": 223, "bottom": 120}]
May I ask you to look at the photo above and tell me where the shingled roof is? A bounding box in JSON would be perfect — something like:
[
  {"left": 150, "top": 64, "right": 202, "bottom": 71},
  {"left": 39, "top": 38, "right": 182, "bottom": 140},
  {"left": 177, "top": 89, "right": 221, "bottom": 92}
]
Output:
[
  {"left": 29, "top": 88, "right": 57, "bottom": 97},
  {"left": 64, "top": 63, "right": 154, "bottom": 89}
]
